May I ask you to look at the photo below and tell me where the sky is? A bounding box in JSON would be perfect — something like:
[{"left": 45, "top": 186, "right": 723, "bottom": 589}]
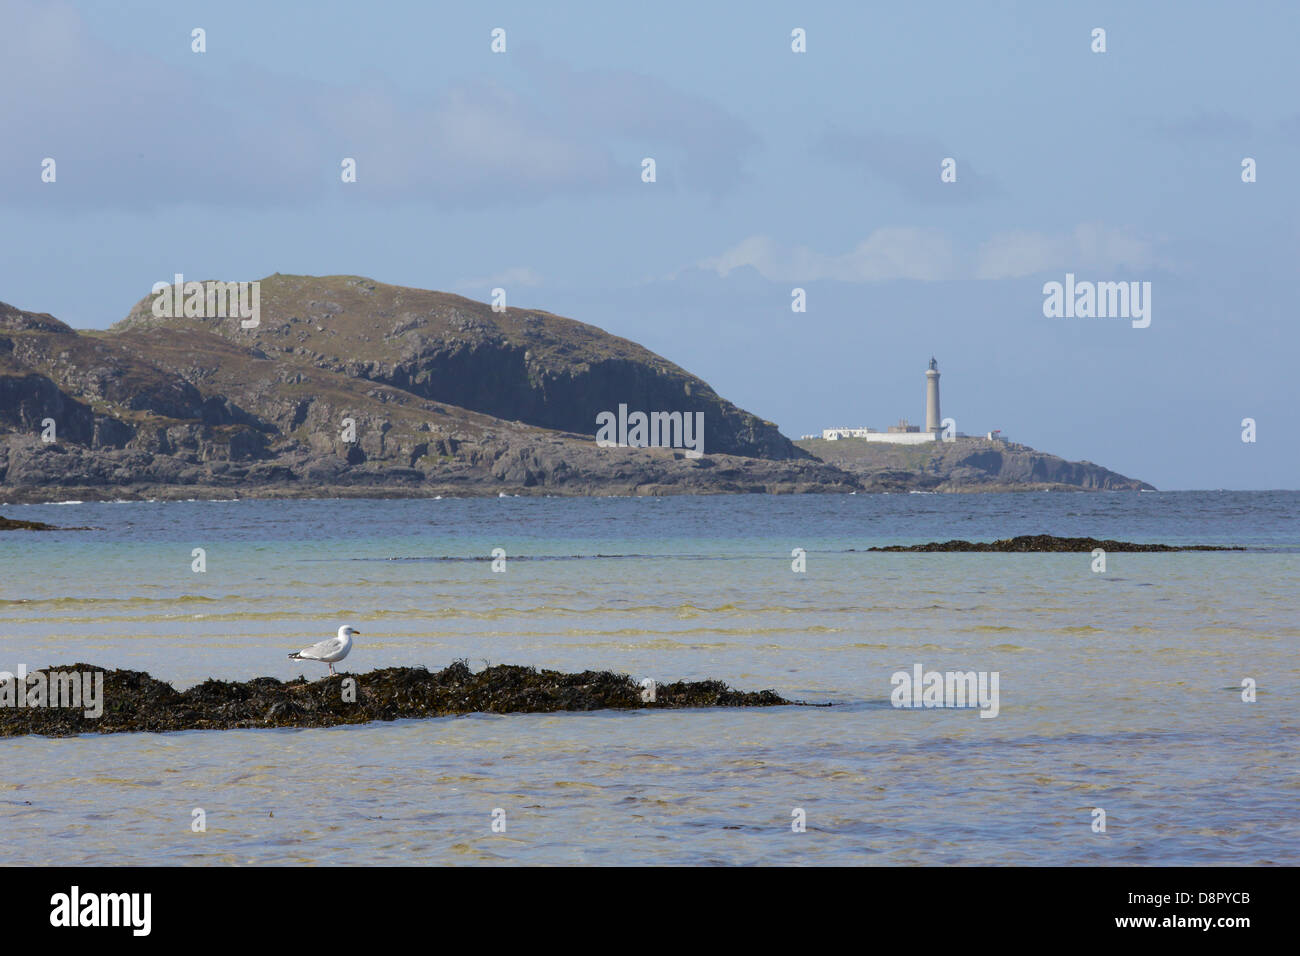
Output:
[{"left": 2, "top": 0, "right": 1297, "bottom": 490}]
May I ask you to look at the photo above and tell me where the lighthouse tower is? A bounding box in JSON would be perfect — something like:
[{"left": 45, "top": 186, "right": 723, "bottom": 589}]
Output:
[{"left": 925, "top": 357, "right": 941, "bottom": 434}]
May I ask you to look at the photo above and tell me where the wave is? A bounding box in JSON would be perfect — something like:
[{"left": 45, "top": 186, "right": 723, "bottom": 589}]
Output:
[{"left": 0, "top": 594, "right": 222, "bottom": 608}]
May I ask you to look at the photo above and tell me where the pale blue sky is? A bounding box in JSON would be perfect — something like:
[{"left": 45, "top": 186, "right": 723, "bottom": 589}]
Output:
[{"left": 2, "top": 0, "right": 1297, "bottom": 488}]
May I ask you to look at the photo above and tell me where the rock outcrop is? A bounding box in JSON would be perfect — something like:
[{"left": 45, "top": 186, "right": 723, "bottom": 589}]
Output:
[
  {"left": 1, "top": 278, "right": 862, "bottom": 500},
  {"left": 864, "top": 534, "right": 1237, "bottom": 552},
  {"left": 0, "top": 277, "right": 1154, "bottom": 500},
  {"left": 799, "top": 436, "right": 1154, "bottom": 492},
  {"left": 0, "top": 663, "right": 794, "bottom": 736}
]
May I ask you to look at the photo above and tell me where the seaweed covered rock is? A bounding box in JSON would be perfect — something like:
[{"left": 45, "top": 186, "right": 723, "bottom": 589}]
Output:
[
  {"left": 0, "top": 514, "right": 59, "bottom": 530},
  {"left": 0, "top": 514, "right": 93, "bottom": 531},
  {"left": 0, "top": 662, "right": 794, "bottom": 737},
  {"left": 865, "top": 534, "right": 1239, "bottom": 553}
]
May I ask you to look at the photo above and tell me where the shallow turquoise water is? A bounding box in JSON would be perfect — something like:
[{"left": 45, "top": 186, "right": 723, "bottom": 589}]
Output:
[{"left": 1, "top": 492, "right": 1296, "bottom": 864}]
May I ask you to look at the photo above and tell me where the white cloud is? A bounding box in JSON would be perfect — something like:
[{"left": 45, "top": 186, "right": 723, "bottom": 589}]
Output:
[
  {"left": 976, "top": 224, "right": 1159, "bottom": 279},
  {"left": 700, "top": 229, "right": 956, "bottom": 282},
  {"left": 701, "top": 224, "right": 1162, "bottom": 283}
]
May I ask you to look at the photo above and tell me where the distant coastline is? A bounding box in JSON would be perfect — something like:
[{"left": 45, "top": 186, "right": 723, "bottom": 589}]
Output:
[{"left": 1, "top": 275, "right": 1151, "bottom": 502}]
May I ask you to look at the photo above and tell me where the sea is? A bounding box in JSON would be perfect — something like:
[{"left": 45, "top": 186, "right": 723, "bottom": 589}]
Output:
[{"left": 1, "top": 491, "right": 1296, "bottom": 865}]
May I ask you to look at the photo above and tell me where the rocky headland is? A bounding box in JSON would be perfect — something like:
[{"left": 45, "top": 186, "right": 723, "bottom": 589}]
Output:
[
  {"left": 0, "top": 275, "right": 1153, "bottom": 501},
  {"left": 799, "top": 437, "right": 1154, "bottom": 492}
]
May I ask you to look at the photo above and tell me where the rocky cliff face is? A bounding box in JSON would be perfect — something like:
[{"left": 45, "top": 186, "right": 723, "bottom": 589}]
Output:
[
  {"left": 113, "top": 274, "right": 803, "bottom": 460},
  {"left": 0, "top": 278, "right": 856, "bottom": 501},
  {"left": 0, "top": 276, "right": 1153, "bottom": 502}
]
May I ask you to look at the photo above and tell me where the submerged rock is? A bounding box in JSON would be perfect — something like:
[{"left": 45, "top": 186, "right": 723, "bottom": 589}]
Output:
[
  {"left": 0, "top": 514, "right": 58, "bottom": 530},
  {"left": 0, "top": 514, "right": 92, "bottom": 531},
  {"left": 865, "top": 533, "right": 1240, "bottom": 552},
  {"left": 0, "top": 662, "right": 793, "bottom": 737}
]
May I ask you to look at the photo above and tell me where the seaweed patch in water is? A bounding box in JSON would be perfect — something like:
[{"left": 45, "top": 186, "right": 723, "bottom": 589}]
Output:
[
  {"left": 0, "top": 662, "right": 798, "bottom": 737},
  {"left": 863, "top": 534, "right": 1241, "bottom": 553}
]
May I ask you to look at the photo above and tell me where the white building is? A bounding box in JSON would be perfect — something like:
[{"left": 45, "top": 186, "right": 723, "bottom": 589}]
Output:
[
  {"left": 863, "top": 431, "right": 936, "bottom": 445},
  {"left": 821, "top": 427, "right": 878, "bottom": 440},
  {"left": 816, "top": 358, "right": 960, "bottom": 445},
  {"left": 822, "top": 425, "right": 938, "bottom": 444}
]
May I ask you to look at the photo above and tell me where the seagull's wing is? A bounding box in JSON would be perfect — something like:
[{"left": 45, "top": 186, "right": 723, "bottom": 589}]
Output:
[{"left": 296, "top": 636, "right": 344, "bottom": 660}]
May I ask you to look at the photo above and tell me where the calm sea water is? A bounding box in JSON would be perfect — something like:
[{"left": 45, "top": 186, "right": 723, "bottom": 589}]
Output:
[{"left": 1, "top": 491, "right": 1297, "bottom": 865}]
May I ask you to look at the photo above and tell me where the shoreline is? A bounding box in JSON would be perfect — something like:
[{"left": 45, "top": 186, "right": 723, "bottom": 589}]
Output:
[{"left": 0, "top": 481, "right": 1161, "bottom": 506}]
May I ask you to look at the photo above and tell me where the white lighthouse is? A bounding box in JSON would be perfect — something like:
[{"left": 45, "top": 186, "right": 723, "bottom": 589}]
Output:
[
  {"left": 925, "top": 356, "right": 941, "bottom": 434},
  {"left": 818, "top": 356, "right": 955, "bottom": 444}
]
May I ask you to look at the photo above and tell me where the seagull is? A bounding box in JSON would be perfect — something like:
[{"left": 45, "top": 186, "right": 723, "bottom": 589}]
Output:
[{"left": 288, "top": 625, "right": 358, "bottom": 676}]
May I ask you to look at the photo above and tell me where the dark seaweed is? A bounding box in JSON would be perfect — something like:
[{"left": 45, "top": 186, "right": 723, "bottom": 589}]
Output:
[{"left": 0, "top": 662, "right": 794, "bottom": 737}]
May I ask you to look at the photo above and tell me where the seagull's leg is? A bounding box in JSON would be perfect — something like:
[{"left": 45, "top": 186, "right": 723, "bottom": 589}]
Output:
[{"left": 329, "top": 662, "right": 336, "bottom": 676}]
